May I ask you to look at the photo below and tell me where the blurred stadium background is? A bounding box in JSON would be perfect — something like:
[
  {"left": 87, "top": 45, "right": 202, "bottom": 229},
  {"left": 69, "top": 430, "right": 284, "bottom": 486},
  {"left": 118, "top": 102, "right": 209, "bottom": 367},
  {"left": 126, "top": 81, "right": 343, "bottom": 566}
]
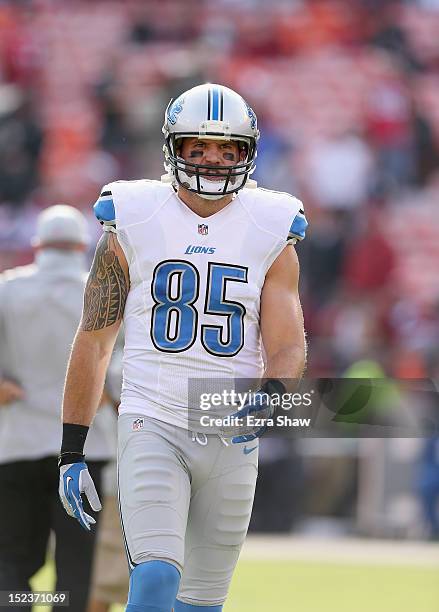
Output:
[{"left": 1, "top": 0, "right": 439, "bottom": 610}]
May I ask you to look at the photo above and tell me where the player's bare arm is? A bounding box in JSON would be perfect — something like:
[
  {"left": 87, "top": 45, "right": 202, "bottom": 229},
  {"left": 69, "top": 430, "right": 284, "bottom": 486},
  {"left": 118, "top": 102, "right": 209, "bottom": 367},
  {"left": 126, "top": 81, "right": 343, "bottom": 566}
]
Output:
[
  {"left": 260, "top": 244, "right": 306, "bottom": 381},
  {"left": 228, "top": 243, "right": 306, "bottom": 444},
  {"left": 62, "top": 231, "right": 129, "bottom": 427},
  {"left": 59, "top": 231, "right": 129, "bottom": 530},
  {"left": 81, "top": 231, "right": 128, "bottom": 331}
]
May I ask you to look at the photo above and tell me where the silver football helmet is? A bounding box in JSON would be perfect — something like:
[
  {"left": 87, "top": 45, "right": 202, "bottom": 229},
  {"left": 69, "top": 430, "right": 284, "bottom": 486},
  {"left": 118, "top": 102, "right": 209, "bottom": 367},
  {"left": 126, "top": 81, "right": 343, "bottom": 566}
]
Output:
[{"left": 162, "top": 83, "right": 260, "bottom": 200}]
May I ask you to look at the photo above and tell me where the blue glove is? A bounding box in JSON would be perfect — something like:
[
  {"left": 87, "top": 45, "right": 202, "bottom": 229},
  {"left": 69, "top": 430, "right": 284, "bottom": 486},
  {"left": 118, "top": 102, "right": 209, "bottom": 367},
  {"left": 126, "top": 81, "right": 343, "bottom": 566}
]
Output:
[
  {"left": 59, "top": 462, "right": 102, "bottom": 531},
  {"left": 230, "top": 390, "right": 274, "bottom": 444},
  {"left": 229, "top": 380, "right": 286, "bottom": 444}
]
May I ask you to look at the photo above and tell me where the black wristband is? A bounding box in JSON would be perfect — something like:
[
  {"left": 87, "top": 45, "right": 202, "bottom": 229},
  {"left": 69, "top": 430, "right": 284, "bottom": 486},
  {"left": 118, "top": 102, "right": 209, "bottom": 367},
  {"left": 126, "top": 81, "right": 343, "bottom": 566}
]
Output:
[
  {"left": 58, "top": 451, "right": 85, "bottom": 468},
  {"left": 261, "top": 379, "right": 286, "bottom": 397},
  {"left": 60, "top": 423, "right": 89, "bottom": 456}
]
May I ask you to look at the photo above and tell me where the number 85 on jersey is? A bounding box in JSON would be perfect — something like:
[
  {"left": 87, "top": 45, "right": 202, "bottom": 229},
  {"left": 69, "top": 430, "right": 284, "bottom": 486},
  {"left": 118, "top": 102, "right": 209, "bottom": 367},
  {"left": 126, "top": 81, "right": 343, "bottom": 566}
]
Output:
[{"left": 150, "top": 260, "right": 247, "bottom": 357}]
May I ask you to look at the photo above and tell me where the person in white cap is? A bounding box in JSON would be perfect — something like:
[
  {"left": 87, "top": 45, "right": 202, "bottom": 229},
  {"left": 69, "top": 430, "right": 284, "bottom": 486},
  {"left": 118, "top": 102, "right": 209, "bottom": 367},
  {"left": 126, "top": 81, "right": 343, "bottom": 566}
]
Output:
[{"left": 0, "top": 205, "right": 112, "bottom": 611}]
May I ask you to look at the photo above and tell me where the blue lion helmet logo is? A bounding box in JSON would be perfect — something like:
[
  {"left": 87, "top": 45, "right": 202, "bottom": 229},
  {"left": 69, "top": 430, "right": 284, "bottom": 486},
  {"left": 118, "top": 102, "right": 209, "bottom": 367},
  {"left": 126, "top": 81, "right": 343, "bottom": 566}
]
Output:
[
  {"left": 246, "top": 103, "right": 257, "bottom": 130},
  {"left": 167, "top": 97, "right": 184, "bottom": 125}
]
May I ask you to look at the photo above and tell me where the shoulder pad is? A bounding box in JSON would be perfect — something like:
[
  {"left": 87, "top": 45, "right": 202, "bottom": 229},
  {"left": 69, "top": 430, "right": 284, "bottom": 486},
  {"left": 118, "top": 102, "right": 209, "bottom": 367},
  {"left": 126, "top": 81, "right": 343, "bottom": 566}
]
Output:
[
  {"left": 94, "top": 189, "right": 115, "bottom": 227},
  {"left": 287, "top": 207, "right": 308, "bottom": 244}
]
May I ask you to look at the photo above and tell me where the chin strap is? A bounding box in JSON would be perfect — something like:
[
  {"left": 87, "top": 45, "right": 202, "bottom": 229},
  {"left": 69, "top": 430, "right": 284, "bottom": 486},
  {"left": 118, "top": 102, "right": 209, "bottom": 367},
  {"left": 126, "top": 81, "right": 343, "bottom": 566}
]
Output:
[{"left": 161, "top": 172, "right": 257, "bottom": 197}]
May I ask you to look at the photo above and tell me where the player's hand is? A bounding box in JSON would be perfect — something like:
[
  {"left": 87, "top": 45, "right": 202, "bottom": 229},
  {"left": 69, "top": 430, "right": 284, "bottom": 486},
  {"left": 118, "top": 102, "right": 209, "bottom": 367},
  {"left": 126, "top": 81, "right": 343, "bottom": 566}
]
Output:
[
  {"left": 230, "top": 390, "right": 274, "bottom": 444},
  {"left": 58, "top": 462, "right": 102, "bottom": 531}
]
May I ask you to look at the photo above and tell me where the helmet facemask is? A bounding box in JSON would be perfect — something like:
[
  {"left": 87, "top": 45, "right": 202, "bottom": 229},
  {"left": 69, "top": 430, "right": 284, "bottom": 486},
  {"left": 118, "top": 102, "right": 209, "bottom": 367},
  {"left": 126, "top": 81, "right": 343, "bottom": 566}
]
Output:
[{"left": 164, "top": 134, "right": 257, "bottom": 201}]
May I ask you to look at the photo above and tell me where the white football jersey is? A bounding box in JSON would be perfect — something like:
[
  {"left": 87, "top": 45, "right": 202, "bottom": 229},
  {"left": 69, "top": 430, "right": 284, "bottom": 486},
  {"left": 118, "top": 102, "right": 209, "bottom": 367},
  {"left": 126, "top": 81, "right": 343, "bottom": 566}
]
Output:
[{"left": 95, "top": 180, "right": 307, "bottom": 429}]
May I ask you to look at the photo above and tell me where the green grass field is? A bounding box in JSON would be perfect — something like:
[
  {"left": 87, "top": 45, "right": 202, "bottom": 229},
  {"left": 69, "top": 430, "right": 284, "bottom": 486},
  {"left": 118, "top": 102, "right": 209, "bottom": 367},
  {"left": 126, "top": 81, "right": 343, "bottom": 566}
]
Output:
[{"left": 31, "top": 558, "right": 439, "bottom": 612}]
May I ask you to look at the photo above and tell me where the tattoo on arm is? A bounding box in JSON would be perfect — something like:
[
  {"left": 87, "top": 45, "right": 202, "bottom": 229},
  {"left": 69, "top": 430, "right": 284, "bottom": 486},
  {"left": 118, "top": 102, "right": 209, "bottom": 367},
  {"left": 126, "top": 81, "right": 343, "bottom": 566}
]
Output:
[{"left": 81, "top": 233, "right": 128, "bottom": 331}]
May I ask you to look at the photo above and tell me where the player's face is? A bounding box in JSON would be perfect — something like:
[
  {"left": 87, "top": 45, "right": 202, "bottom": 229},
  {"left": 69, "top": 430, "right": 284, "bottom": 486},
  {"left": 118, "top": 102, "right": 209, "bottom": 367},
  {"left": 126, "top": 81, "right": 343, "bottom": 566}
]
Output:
[{"left": 178, "top": 138, "right": 244, "bottom": 181}]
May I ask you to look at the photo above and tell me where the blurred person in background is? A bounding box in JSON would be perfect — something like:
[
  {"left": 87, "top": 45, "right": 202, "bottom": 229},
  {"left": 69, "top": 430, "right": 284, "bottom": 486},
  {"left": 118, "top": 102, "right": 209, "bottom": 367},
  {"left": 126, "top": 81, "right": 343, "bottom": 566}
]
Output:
[
  {"left": 0, "top": 88, "right": 43, "bottom": 208},
  {"left": 0, "top": 205, "right": 111, "bottom": 611},
  {"left": 301, "top": 129, "right": 375, "bottom": 213},
  {"left": 416, "top": 348, "right": 439, "bottom": 540},
  {"left": 417, "top": 436, "right": 439, "bottom": 540},
  {"left": 249, "top": 438, "right": 304, "bottom": 533}
]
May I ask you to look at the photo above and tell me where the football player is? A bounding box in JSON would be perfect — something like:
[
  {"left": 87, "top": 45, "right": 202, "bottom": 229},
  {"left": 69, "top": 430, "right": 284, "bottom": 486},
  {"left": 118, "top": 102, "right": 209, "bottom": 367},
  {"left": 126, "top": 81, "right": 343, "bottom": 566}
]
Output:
[{"left": 59, "top": 84, "right": 308, "bottom": 611}]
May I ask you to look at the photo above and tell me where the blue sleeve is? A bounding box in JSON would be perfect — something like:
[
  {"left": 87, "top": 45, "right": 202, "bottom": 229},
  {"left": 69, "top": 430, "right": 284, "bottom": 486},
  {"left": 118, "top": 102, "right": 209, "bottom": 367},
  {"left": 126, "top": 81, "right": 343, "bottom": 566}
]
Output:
[
  {"left": 287, "top": 208, "right": 308, "bottom": 243},
  {"left": 93, "top": 190, "right": 116, "bottom": 227}
]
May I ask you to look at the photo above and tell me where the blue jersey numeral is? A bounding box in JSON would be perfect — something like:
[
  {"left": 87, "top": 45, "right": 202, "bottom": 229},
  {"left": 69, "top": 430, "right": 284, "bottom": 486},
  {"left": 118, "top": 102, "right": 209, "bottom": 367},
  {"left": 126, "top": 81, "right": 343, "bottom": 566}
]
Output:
[
  {"left": 202, "top": 263, "right": 247, "bottom": 356},
  {"left": 151, "top": 260, "right": 199, "bottom": 352},
  {"left": 150, "top": 260, "right": 247, "bottom": 357}
]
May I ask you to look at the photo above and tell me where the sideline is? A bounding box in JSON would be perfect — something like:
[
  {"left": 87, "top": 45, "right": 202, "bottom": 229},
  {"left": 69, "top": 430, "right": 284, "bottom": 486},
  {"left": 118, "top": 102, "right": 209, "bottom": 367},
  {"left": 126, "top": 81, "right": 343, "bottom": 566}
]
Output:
[{"left": 241, "top": 535, "right": 439, "bottom": 567}]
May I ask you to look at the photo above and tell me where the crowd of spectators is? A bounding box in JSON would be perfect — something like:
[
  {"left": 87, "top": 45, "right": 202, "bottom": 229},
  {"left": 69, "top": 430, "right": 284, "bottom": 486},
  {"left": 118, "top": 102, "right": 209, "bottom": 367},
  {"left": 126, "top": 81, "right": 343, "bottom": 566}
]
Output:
[{"left": 1, "top": 0, "right": 439, "bottom": 380}]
